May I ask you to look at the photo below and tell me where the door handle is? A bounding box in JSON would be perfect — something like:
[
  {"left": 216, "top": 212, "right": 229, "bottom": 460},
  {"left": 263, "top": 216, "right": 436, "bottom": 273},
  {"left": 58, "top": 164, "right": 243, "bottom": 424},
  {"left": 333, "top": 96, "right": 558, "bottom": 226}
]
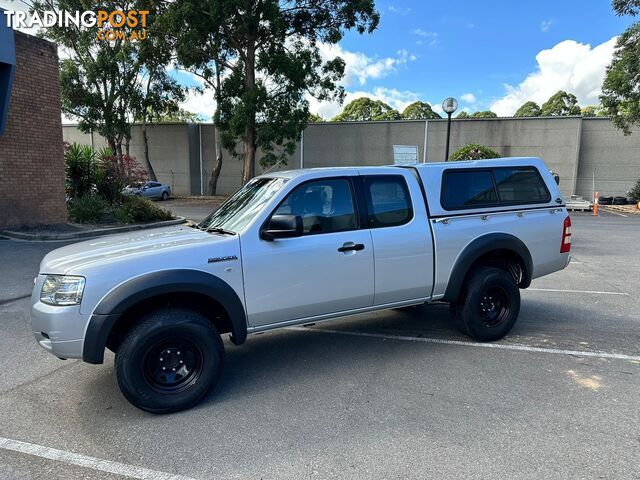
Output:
[{"left": 338, "top": 243, "right": 365, "bottom": 253}]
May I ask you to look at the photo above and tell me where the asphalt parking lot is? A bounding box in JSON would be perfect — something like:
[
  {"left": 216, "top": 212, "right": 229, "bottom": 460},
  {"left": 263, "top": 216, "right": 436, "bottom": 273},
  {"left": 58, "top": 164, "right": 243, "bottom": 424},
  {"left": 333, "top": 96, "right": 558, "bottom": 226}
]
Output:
[{"left": 1, "top": 209, "right": 639, "bottom": 479}]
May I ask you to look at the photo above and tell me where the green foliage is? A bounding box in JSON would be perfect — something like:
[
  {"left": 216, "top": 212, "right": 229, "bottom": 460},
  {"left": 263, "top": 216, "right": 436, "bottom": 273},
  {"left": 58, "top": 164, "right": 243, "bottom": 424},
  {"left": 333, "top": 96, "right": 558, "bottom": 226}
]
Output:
[
  {"left": 580, "top": 105, "right": 607, "bottom": 117},
  {"left": 456, "top": 111, "right": 470, "bottom": 119},
  {"left": 629, "top": 178, "right": 640, "bottom": 201},
  {"left": 401, "top": 101, "right": 441, "bottom": 120},
  {"left": 332, "top": 97, "right": 401, "bottom": 121},
  {"left": 68, "top": 196, "right": 108, "bottom": 223},
  {"left": 541, "top": 90, "right": 581, "bottom": 116},
  {"left": 308, "top": 113, "right": 325, "bottom": 123},
  {"left": 64, "top": 143, "right": 99, "bottom": 198},
  {"left": 35, "top": 1, "right": 184, "bottom": 154},
  {"left": 612, "top": 0, "right": 640, "bottom": 16},
  {"left": 96, "top": 154, "right": 148, "bottom": 204},
  {"left": 600, "top": 22, "right": 640, "bottom": 135},
  {"left": 164, "top": 0, "right": 379, "bottom": 182},
  {"left": 115, "top": 196, "right": 173, "bottom": 224},
  {"left": 450, "top": 144, "right": 502, "bottom": 161},
  {"left": 514, "top": 101, "right": 542, "bottom": 117},
  {"left": 64, "top": 143, "right": 167, "bottom": 224},
  {"left": 154, "top": 109, "right": 202, "bottom": 123},
  {"left": 471, "top": 111, "right": 498, "bottom": 118}
]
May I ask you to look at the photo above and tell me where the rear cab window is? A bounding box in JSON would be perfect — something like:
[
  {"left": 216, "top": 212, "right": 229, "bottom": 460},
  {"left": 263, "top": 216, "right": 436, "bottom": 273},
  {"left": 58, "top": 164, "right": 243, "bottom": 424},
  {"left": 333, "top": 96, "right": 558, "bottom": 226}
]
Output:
[
  {"left": 362, "top": 175, "right": 413, "bottom": 228},
  {"left": 441, "top": 166, "right": 550, "bottom": 211}
]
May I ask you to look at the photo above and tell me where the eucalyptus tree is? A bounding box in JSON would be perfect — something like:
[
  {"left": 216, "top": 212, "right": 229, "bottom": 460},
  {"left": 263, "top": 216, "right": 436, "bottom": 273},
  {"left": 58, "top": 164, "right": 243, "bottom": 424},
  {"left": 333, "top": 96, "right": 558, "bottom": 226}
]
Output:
[{"left": 165, "top": 0, "right": 379, "bottom": 183}]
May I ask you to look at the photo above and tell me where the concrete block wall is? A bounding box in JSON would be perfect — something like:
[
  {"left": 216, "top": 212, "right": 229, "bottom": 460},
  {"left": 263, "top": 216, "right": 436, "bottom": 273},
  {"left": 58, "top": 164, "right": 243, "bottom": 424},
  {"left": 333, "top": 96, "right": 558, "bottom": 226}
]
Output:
[
  {"left": 63, "top": 116, "right": 640, "bottom": 200},
  {"left": 0, "top": 32, "right": 66, "bottom": 228},
  {"left": 426, "top": 117, "right": 583, "bottom": 197},
  {"left": 576, "top": 118, "right": 640, "bottom": 201}
]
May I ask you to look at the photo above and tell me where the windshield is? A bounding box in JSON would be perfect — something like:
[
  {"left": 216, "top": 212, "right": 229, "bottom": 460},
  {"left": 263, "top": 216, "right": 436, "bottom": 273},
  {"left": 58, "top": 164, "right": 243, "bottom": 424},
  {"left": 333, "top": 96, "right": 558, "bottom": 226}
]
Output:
[{"left": 198, "top": 177, "right": 288, "bottom": 233}]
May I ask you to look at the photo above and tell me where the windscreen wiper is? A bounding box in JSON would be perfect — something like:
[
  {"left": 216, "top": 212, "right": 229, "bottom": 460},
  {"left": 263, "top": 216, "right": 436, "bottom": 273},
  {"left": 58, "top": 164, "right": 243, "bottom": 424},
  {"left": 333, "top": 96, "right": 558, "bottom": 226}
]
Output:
[{"left": 205, "top": 226, "right": 236, "bottom": 236}]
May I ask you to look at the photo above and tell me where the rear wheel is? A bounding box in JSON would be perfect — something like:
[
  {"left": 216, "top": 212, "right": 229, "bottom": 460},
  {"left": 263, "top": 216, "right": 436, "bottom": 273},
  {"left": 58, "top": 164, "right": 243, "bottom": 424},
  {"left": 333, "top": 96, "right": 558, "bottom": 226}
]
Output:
[
  {"left": 161, "top": 191, "right": 169, "bottom": 201},
  {"left": 115, "top": 308, "right": 224, "bottom": 414},
  {"left": 450, "top": 267, "right": 520, "bottom": 341}
]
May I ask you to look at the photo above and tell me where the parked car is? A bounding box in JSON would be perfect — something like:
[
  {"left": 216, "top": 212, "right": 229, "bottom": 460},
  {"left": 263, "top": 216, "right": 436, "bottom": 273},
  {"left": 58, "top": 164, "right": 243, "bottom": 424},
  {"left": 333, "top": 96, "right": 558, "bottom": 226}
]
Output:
[
  {"left": 31, "top": 157, "right": 571, "bottom": 413},
  {"left": 125, "top": 181, "right": 171, "bottom": 200}
]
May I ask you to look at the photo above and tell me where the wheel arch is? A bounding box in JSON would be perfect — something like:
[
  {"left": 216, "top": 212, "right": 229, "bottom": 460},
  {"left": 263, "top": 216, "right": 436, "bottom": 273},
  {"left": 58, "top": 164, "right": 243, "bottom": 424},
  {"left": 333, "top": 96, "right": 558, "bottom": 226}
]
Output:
[
  {"left": 443, "top": 233, "right": 533, "bottom": 302},
  {"left": 83, "top": 269, "right": 247, "bottom": 364}
]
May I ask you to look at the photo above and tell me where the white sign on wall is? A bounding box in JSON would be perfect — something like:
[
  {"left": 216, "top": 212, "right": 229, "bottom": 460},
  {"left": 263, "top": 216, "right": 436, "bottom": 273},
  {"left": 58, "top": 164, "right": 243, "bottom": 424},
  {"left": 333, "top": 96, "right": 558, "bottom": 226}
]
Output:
[{"left": 393, "top": 145, "right": 419, "bottom": 165}]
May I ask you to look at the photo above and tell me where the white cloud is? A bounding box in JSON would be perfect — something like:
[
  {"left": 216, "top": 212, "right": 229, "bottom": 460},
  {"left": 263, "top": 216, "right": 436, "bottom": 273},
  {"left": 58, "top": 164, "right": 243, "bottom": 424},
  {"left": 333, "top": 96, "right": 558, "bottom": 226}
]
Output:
[
  {"left": 412, "top": 29, "right": 438, "bottom": 38},
  {"left": 461, "top": 93, "right": 477, "bottom": 103},
  {"left": 388, "top": 5, "right": 412, "bottom": 15},
  {"left": 180, "top": 89, "right": 216, "bottom": 121},
  {"left": 540, "top": 19, "right": 553, "bottom": 32},
  {"left": 412, "top": 29, "right": 438, "bottom": 47},
  {"left": 307, "top": 87, "right": 423, "bottom": 120},
  {"left": 491, "top": 37, "right": 618, "bottom": 117},
  {"left": 317, "top": 43, "right": 415, "bottom": 87}
]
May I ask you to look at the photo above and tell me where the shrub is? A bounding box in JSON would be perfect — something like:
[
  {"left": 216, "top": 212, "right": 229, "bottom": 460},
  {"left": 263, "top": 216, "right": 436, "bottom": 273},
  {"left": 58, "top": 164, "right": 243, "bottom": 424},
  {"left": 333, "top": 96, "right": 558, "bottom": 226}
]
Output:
[
  {"left": 68, "top": 196, "right": 108, "bottom": 223},
  {"left": 450, "top": 144, "right": 502, "bottom": 161},
  {"left": 629, "top": 178, "right": 640, "bottom": 202},
  {"left": 64, "top": 143, "right": 99, "bottom": 198},
  {"left": 115, "top": 196, "right": 173, "bottom": 224},
  {"left": 96, "top": 154, "right": 148, "bottom": 204}
]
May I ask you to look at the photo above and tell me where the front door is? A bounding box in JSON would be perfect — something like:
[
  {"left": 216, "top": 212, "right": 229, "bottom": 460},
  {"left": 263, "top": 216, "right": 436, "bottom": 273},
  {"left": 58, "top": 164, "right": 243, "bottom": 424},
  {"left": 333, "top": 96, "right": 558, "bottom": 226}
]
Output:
[{"left": 241, "top": 177, "right": 374, "bottom": 327}]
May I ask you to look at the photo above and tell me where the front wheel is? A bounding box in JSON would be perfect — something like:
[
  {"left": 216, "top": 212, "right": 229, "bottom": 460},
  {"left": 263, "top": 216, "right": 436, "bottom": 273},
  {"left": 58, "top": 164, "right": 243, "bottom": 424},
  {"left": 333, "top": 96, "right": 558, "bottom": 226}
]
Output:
[
  {"left": 450, "top": 267, "right": 520, "bottom": 341},
  {"left": 115, "top": 308, "right": 224, "bottom": 414}
]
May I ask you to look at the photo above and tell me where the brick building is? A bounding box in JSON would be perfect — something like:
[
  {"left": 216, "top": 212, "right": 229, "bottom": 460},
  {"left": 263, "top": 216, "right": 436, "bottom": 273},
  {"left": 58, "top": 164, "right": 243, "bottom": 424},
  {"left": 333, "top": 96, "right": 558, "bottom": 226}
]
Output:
[{"left": 0, "top": 30, "right": 66, "bottom": 228}]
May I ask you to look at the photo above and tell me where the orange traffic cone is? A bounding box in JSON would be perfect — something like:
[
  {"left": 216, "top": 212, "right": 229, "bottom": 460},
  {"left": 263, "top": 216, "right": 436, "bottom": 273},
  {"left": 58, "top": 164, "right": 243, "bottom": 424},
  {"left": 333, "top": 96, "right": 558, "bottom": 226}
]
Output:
[{"left": 593, "top": 192, "right": 599, "bottom": 216}]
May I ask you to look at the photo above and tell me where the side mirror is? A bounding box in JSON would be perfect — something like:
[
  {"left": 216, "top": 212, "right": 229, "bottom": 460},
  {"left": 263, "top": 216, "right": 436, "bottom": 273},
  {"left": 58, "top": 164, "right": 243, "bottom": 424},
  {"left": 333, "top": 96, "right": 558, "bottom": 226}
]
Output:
[
  {"left": 261, "top": 214, "right": 303, "bottom": 241},
  {"left": 550, "top": 171, "right": 560, "bottom": 185}
]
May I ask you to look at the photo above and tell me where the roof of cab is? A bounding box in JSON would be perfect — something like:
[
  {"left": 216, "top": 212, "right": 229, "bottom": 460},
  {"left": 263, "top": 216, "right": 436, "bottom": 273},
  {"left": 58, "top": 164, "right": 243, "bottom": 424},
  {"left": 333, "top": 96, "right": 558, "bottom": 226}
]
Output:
[{"left": 263, "top": 157, "right": 544, "bottom": 179}]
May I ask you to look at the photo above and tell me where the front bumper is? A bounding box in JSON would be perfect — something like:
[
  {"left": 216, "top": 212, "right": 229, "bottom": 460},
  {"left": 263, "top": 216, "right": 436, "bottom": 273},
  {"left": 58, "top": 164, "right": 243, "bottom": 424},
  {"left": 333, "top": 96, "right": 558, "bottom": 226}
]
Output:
[{"left": 31, "top": 278, "right": 89, "bottom": 360}]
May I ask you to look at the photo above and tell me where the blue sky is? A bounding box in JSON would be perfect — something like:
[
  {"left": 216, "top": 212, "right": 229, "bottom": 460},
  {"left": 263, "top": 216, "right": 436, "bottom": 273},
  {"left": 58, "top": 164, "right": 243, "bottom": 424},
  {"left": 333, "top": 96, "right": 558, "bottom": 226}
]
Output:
[
  {"left": 1, "top": 0, "right": 634, "bottom": 120},
  {"left": 176, "top": 0, "right": 634, "bottom": 120},
  {"left": 305, "top": 0, "right": 634, "bottom": 119}
]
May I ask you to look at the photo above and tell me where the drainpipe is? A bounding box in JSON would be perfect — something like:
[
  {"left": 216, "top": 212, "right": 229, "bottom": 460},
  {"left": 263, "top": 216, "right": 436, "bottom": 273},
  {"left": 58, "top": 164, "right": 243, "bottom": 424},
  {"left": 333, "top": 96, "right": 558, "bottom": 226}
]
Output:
[
  {"left": 199, "top": 124, "right": 203, "bottom": 195},
  {"left": 423, "top": 120, "right": 428, "bottom": 163},
  {"left": 300, "top": 129, "right": 304, "bottom": 169}
]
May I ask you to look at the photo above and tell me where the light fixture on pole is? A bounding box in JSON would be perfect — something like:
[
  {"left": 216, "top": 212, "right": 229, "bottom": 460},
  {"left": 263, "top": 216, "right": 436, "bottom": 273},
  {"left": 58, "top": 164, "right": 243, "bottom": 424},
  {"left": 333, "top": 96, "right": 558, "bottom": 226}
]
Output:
[{"left": 442, "top": 97, "right": 458, "bottom": 161}]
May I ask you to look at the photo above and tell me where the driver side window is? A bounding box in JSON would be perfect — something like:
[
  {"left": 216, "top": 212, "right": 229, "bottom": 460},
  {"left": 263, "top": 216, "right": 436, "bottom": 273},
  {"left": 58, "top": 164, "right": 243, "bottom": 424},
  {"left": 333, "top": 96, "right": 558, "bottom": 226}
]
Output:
[{"left": 274, "top": 178, "right": 357, "bottom": 234}]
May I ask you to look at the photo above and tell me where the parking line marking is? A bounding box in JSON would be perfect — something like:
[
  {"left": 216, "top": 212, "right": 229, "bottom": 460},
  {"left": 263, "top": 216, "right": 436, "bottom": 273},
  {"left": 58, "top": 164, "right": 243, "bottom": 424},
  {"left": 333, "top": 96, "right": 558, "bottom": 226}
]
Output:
[
  {"left": 0, "top": 437, "right": 197, "bottom": 480},
  {"left": 526, "top": 288, "right": 628, "bottom": 296},
  {"left": 287, "top": 327, "right": 640, "bottom": 362},
  {"left": 602, "top": 209, "right": 628, "bottom": 217}
]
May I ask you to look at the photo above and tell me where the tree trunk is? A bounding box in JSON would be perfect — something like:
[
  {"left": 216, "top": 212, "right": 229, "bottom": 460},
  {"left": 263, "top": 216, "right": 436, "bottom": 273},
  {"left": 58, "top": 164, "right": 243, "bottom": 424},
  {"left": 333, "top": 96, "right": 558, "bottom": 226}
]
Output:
[
  {"left": 107, "top": 137, "right": 117, "bottom": 155},
  {"left": 242, "top": 39, "right": 257, "bottom": 184},
  {"left": 141, "top": 118, "right": 157, "bottom": 181},
  {"left": 208, "top": 129, "right": 223, "bottom": 195},
  {"left": 208, "top": 59, "right": 224, "bottom": 195}
]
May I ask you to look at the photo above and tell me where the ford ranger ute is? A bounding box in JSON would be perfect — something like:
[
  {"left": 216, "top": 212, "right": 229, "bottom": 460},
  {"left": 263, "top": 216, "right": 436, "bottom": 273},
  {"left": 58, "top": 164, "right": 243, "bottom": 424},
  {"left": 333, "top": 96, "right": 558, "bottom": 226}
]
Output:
[{"left": 31, "top": 157, "right": 571, "bottom": 413}]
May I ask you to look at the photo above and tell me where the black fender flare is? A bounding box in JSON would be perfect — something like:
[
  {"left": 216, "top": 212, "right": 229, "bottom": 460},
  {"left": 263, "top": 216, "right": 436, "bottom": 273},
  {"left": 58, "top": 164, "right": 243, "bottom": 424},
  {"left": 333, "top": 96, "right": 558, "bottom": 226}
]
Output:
[
  {"left": 83, "top": 269, "right": 247, "bottom": 364},
  {"left": 443, "top": 233, "right": 533, "bottom": 302}
]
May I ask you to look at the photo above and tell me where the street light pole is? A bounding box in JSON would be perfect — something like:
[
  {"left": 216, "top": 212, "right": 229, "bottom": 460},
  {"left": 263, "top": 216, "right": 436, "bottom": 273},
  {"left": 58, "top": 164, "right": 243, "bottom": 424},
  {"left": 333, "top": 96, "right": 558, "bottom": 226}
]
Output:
[
  {"left": 445, "top": 112, "right": 452, "bottom": 161},
  {"left": 441, "top": 97, "right": 458, "bottom": 161}
]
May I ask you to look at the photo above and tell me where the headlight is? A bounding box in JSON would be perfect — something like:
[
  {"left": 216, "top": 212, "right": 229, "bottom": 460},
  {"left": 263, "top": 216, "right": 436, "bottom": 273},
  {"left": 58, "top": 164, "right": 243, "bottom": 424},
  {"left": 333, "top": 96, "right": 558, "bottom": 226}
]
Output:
[{"left": 40, "top": 275, "right": 85, "bottom": 306}]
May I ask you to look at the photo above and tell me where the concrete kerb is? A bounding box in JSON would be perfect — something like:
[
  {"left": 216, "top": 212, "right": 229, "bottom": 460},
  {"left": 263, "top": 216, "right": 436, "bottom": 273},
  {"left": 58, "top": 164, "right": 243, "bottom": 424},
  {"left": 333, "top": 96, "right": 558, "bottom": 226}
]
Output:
[{"left": 0, "top": 217, "right": 188, "bottom": 241}]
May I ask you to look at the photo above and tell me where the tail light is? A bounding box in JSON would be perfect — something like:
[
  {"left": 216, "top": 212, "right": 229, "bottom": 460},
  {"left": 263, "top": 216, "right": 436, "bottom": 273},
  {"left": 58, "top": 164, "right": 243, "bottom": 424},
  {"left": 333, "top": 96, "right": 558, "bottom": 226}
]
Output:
[{"left": 560, "top": 215, "right": 572, "bottom": 253}]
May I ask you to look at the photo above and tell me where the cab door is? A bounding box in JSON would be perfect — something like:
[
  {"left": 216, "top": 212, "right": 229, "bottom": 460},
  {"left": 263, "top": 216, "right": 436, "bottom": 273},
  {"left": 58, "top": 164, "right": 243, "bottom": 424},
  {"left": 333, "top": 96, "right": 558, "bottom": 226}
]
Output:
[
  {"left": 358, "top": 171, "right": 434, "bottom": 305},
  {"left": 241, "top": 176, "right": 374, "bottom": 327}
]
